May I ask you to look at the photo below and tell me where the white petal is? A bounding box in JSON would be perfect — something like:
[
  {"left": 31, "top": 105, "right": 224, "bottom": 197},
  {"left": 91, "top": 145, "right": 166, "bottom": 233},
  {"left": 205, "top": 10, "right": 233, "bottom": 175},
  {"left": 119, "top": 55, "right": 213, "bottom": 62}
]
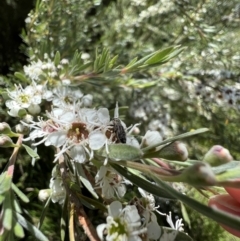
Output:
[
  {"left": 147, "top": 221, "right": 161, "bottom": 240},
  {"left": 108, "top": 201, "right": 122, "bottom": 217},
  {"left": 97, "top": 108, "right": 110, "bottom": 124},
  {"left": 95, "top": 166, "right": 107, "bottom": 182},
  {"left": 45, "top": 131, "right": 67, "bottom": 146},
  {"left": 124, "top": 205, "right": 140, "bottom": 223},
  {"left": 69, "top": 145, "right": 86, "bottom": 163},
  {"left": 96, "top": 224, "right": 106, "bottom": 241},
  {"left": 89, "top": 131, "right": 106, "bottom": 150}
]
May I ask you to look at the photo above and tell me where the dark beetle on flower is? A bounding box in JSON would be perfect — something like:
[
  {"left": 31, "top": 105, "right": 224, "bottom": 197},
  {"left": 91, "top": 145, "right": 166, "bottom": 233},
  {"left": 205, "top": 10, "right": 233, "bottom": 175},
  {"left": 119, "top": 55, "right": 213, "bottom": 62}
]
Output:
[{"left": 111, "top": 118, "right": 126, "bottom": 144}]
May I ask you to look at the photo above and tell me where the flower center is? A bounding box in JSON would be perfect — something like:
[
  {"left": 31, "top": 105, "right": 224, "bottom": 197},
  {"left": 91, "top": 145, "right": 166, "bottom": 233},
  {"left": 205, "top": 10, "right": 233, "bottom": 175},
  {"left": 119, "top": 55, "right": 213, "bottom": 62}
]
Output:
[{"left": 67, "top": 122, "right": 89, "bottom": 142}]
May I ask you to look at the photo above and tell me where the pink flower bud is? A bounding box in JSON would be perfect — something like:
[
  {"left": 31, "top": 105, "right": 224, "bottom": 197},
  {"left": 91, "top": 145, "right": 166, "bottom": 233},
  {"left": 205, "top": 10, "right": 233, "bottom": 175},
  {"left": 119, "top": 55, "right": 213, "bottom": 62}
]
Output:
[{"left": 203, "top": 145, "right": 233, "bottom": 167}]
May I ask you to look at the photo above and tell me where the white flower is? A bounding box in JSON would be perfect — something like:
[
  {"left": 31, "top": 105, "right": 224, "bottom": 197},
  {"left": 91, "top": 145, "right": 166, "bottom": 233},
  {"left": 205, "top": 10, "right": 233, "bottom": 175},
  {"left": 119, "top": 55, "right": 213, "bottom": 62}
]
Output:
[
  {"left": 6, "top": 84, "right": 43, "bottom": 116},
  {"left": 95, "top": 166, "right": 126, "bottom": 199},
  {"left": 49, "top": 177, "right": 66, "bottom": 204},
  {"left": 50, "top": 86, "right": 83, "bottom": 108},
  {"left": 97, "top": 201, "right": 147, "bottom": 241},
  {"left": 24, "top": 60, "right": 43, "bottom": 81}
]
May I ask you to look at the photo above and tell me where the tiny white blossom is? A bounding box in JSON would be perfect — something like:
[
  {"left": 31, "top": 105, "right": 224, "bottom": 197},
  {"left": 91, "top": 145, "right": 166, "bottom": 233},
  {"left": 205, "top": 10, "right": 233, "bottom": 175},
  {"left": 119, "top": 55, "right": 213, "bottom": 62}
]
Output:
[
  {"left": 97, "top": 201, "right": 147, "bottom": 241},
  {"left": 24, "top": 60, "right": 43, "bottom": 81},
  {"left": 49, "top": 177, "right": 66, "bottom": 204},
  {"left": 95, "top": 166, "right": 126, "bottom": 199}
]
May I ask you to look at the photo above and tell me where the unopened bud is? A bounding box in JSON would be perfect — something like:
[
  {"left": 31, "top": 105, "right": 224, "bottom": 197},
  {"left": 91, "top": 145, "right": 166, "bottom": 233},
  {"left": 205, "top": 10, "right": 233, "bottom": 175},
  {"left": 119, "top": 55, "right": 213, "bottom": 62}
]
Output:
[
  {"left": 0, "top": 122, "right": 12, "bottom": 134},
  {"left": 38, "top": 189, "right": 51, "bottom": 202},
  {"left": 182, "top": 162, "right": 216, "bottom": 186},
  {"left": 15, "top": 124, "right": 29, "bottom": 134},
  {"left": 27, "top": 104, "right": 41, "bottom": 115},
  {"left": 0, "top": 135, "right": 18, "bottom": 148},
  {"left": 157, "top": 141, "right": 188, "bottom": 161},
  {"left": 141, "top": 130, "right": 162, "bottom": 148},
  {"left": 203, "top": 145, "right": 233, "bottom": 167},
  {"left": 82, "top": 94, "right": 93, "bottom": 107}
]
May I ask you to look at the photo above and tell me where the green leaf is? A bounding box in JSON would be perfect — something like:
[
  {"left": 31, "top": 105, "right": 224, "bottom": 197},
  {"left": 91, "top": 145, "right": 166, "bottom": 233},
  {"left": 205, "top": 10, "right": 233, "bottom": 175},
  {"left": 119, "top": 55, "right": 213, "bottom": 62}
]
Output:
[
  {"left": 38, "top": 197, "right": 51, "bottom": 229},
  {"left": 142, "top": 128, "right": 209, "bottom": 153},
  {"left": 144, "top": 46, "right": 176, "bottom": 65},
  {"left": 0, "top": 172, "right": 12, "bottom": 194},
  {"left": 110, "top": 163, "right": 176, "bottom": 200},
  {"left": 12, "top": 183, "right": 30, "bottom": 203},
  {"left": 125, "top": 57, "right": 138, "bottom": 68},
  {"left": 96, "top": 144, "right": 143, "bottom": 161},
  {"left": 14, "top": 72, "right": 30, "bottom": 83},
  {"left": 22, "top": 144, "right": 40, "bottom": 159},
  {"left": 151, "top": 175, "right": 240, "bottom": 231},
  {"left": 180, "top": 202, "right": 191, "bottom": 228},
  {"left": 74, "top": 163, "right": 98, "bottom": 199},
  {"left": 54, "top": 51, "right": 61, "bottom": 66},
  {"left": 16, "top": 212, "right": 49, "bottom": 241},
  {"left": 13, "top": 220, "right": 25, "bottom": 238},
  {"left": 3, "top": 192, "right": 13, "bottom": 230},
  {"left": 0, "top": 194, "right": 5, "bottom": 205},
  {"left": 13, "top": 198, "right": 23, "bottom": 214}
]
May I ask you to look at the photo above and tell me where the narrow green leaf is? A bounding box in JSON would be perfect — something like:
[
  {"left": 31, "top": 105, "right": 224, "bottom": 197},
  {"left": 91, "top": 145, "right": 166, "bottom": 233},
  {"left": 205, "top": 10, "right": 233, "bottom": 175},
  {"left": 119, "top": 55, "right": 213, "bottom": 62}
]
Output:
[
  {"left": 125, "top": 57, "right": 138, "bottom": 68},
  {"left": 77, "top": 62, "right": 92, "bottom": 72},
  {"left": 3, "top": 192, "right": 13, "bottom": 230},
  {"left": 180, "top": 202, "right": 191, "bottom": 228},
  {"left": 74, "top": 163, "right": 98, "bottom": 199},
  {"left": 110, "top": 163, "right": 176, "bottom": 200},
  {"left": 144, "top": 46, "right": 175, "bottom": 65},
  {"left": 142, "top": 128, "right": 209, "bottom": 152},
  {"left": 54, "top": 51, "right": 61, "bottom": 66},
  {"left": 13, "top": 197, "right": 23, "bottom": 214},
  {"left": 13, "top": 220, "right": 25, "bottom": 238},
  {"left": 22, "top": 144, "right": 40, "bottom": 159},
  {"left": 14, "top": 72, "right": 30, "bottom": 83},
  {"left": 0, "top": 172, "right": 12, "bottom": 194},
  {"left": 38, "top": 197, "right": 51, "bottom": 229},
  {"left": 151, "top": 175, "right": 240, "bottom": 230},
  {"left": 212, "top": 161, "right": 240, "bottom": 174},
  {"left": 16, "top": 212, "right": 49, "bottom": 241},
  {"left": 0, "top": 194, "right": 5, "bottom": 205},
  {"left": 12, "top": 183, "right": 29, "bottom": 203},
  {"left": 109, "top": 55, "right": 118, "bottom": 67},
  {"left": 96, "top": 144, "right": 143, "bottom": 161}
]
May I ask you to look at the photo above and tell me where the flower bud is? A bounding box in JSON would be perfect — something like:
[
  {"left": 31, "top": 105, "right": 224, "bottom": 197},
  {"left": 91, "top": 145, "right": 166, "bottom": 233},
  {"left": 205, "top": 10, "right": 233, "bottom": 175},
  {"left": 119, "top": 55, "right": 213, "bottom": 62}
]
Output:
[
  {"left": 38, "top": 189, "right": 51, "bottom": 202},
  {"left": 0, "top": 122, "right": 12, "bottom": 134},
  {"left": 27, "top": 104, "right": 41, "bottom": 115},
  {"left": 82, "top": 94, "right": 93, "bottom": 107},
  {"left": 0, "top": 135, "right": 17, "bottom": 148},
  {"left": 141, "top": 130, "right": 162, "bottom": 148},
  {"left": 15, "top": 124, "right": 29, "bottom": 134},
  {"left": 203, "top": 145, "right": 233, "bottom": 167},
  {"left": 182, "top": 162, "right": 216, "bottom": 186},
  {"left": 157, "top": 141, "right": 188, "bottom": 161}
]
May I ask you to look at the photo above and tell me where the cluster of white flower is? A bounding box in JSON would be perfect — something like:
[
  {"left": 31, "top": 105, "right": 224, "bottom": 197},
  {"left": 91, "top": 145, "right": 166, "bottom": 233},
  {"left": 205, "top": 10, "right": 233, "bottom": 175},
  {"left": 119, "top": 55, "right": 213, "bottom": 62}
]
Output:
[
  {"left": 97, "top": 188, "right": 184, "bottom": 241},
  {"left": 23, "top": 92, "right": 123, "bottom": 163},
  {"left": 97, "top": 201, "right": 149, "bottom": 241},
  {"left": 6, "top": 83, "right": 47, "bottom": 117}
]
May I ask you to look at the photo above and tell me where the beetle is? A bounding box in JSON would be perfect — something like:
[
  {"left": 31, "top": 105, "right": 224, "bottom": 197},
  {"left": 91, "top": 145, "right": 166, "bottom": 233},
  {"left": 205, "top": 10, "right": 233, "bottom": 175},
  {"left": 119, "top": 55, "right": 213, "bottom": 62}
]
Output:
[{"left": 111, "top": 118, "right": 126, "bottom": 143}]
